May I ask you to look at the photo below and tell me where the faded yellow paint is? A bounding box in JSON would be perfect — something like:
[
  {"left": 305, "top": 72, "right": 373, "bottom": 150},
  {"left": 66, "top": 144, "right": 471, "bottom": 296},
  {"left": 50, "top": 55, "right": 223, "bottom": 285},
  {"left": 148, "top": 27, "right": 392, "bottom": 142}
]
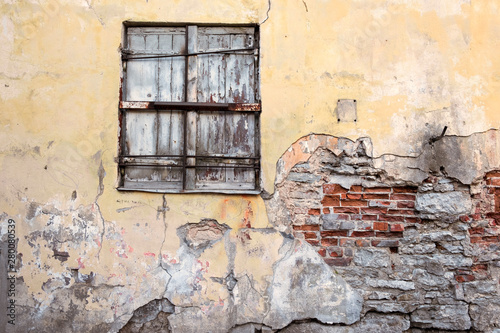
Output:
[{"left": 1, "top": 0, "right": 500, "bottom": 330}]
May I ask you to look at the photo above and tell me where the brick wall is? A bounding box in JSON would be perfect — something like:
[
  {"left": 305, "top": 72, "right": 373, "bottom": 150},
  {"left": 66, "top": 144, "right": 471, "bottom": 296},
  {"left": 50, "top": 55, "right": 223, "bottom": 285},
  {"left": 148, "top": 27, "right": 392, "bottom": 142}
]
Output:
[{"left": 293, "top": 184, "right": 419, "bottom": 266}]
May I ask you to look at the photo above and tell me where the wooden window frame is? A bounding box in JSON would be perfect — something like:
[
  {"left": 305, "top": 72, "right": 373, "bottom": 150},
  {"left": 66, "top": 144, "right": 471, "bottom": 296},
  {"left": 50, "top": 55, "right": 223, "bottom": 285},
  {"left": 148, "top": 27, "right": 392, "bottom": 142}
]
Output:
[{"left": 118, "top": 23, "right": 261, "bottom": 194}]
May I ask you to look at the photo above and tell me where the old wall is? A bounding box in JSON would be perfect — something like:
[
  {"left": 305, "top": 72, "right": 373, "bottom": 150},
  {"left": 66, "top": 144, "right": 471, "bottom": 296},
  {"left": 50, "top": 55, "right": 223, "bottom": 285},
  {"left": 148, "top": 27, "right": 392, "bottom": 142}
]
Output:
[{"left": 1, "top": 0, "right": 500, "bottom": 332}]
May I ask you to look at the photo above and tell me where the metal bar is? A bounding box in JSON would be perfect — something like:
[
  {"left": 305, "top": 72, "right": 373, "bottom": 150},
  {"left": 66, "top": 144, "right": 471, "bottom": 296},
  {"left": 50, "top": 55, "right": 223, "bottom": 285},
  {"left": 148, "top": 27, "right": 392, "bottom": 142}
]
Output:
[
  {"left": 119, "top": 101, "right": 261, "bottom": 112},
  {"left": 122, "top": 47, "right": 257, "bottom": 60}
]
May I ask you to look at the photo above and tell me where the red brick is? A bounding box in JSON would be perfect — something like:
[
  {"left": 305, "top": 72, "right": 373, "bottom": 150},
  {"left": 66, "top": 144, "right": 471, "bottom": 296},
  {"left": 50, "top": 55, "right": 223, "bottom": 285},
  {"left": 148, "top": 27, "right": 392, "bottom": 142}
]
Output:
[
  {"left": 293, "top": 225, "right": 320, "bottom": 231},
  {"left": 339, "top": 238, "right": 354, "bottom": 246},
  {"left": 355, "top": 239, "right": 371, "bottom": 247},
  {"left": 393, "top": 186, "right": 418, "bottom": 193},
  {"left": 350, "top": 185, "right": 362, "bottom": 192},
  {"left": 346, "top": 193, "right": 362, "bottom": 199},
  {"left": 303, "top": 232, "right": 318, "bottom": 239},
  {"left": 487, "top": 178, "right": 500, "bottom": 186},
  {"left": 387, "top": 209, "right": 415, "bottom": 216},
  {"left": 373, "top": 222, "right": 388, "bottom": 231},
  {"left": 361, "top": 207, "right": 388, "bottom": 214},
  {"left": 397, "top": 201, "right": 415, "bottom": 209},
  {"left": 321, "top": 238, "right": 339, "bottom": 246},
  {"left": 318, "top": 248, "right": 327, "bottom": 257},
  {"left": 456, "top": 274, "right": 475, "bottom": 283},
  {"left": 341, "top": 200, "right": 368, "bottom": 207},
  {"left": 321, "top": 195, "right": 340, "bottom": 206},
  {"left": 376, "top": 231, "right": 403, "bottom": 238},
  {"left": 362, "top": 215, "right": 378, "bottom": 221},
  {"left": 329, "top": 248, "right": 343, "bottom": 257},
  {"left": 370, "top": 200, "right": 392, "bottom": 206},
  {"left": 323, "top": 208, "right": 331, "bottom": 214},
  {"left": 379, "top": 215, "right": 405, "bottom": 222},
  {"left": 470, "top": 236, "right": 499, "bottom": 244},
  {"left": 390, "top": 224, "right": 405, "bottom": 232},
  {"left": 471, "top": 264, "right": 488, "bottom": 272},
  {"left": 321, "top": 230, "right": 349, "bottom": 237},
  {"left": 469, "top": 227, "right": 485, "bottom": 235},
  {"left": 486, "top": 171, "right": 500, "bottom": 178},
  {"left": 351, "top": 231, "right": 375, "bottom": 237},
  {"left": 334, "top": 207, "right": 360, "bottom": 214},
  {"left": 363, "top": 193, "right": 390, "bottom": 200},
  {"left": 391, "top": 194, "right": 416, "bottom": 201},
  {"left": 405, "top": 217, "right": 422, "bottom": 223},
  {"left": 459, "top": 215, "right": 471, "bottom": 222},
  {"left": 306, "top": 239, "right": 319, "bottom": 246},
  {"left": 323, "top": 184, "right": 348, "bottom": 194},
  {"left": 324, "top": 258, "right": 352, "bottom": 266},
  {"left": 364, "top": 187, "right": 392, "bottom": 193},
  {"left": 308, "top": 208, "right": 321, "bottom": 215}
]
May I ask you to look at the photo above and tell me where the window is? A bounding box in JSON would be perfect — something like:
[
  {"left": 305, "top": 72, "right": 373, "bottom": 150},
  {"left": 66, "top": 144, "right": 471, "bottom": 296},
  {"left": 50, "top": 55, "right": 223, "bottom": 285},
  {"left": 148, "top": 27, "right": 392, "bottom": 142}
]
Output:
[{"left": 118, "top": 24, "right": 260, "bottom": 193}]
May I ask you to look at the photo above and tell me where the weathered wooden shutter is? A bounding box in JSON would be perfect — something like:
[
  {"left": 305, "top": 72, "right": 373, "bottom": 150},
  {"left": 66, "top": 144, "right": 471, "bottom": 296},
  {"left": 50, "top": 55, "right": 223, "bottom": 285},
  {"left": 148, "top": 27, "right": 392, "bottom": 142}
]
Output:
[{"left": 119, "top": 25, "right": 259, "bottom": 193}]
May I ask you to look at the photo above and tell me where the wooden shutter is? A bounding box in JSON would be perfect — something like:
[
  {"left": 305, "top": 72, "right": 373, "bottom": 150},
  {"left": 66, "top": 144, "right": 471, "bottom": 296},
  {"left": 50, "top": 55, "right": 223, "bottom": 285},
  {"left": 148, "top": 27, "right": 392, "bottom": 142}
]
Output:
[{"left": 119, "top": 25, "right": 259, "bottom": 193}]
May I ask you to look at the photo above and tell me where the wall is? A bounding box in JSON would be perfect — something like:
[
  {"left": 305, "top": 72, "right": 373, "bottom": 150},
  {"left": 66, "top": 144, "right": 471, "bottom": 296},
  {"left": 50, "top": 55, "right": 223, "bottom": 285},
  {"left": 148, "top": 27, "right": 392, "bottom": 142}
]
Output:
[{"left": 1, "top": 0, "right": 500, "bottom": 332}]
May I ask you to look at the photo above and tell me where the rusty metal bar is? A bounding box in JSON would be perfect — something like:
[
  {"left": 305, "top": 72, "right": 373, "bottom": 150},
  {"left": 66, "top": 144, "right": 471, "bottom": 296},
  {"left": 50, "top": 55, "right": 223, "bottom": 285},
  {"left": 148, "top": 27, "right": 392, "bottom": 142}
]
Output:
[{"left": 119, "top": 101, "right": 261, "bottom": 112}]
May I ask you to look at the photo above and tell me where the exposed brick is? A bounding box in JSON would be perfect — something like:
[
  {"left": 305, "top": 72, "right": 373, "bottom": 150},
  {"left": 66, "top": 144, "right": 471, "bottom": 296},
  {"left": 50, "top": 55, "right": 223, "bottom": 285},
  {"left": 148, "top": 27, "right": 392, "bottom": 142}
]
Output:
[
  {"left": 363, "top": 193, "right": 390, "bottom": 200},
  {"left": 323, "top": 208, "right": 331, "bottom": 214},
  {"left": 379, "top": 215, "right": 405, "bottom": 222},
  {"left": 318, "top": 248, "right": 327, "bottom": 257},
  {"left": 397, "top": 201, "right": 415, "bottom": 209},
  {"left": 308, "top": 208, "right": 321, "bottom": 215},
  {"left": 370, "top": 200, "right": 392, "bottom": 206},
  {"left": 469, "top": 227, "right": 485, "bottom": 235},
  {"left": 350, "top": 185, "right": 362, "bottom": 192},
  {"left": 486, "top": 171, "right": 500, "bottom": 178},
  {"left": 376, "top": 231, "right": 403, "bottom": 238},
  {"left": 324, "top": 258, "right": 352, "bottom": 267},
  {"left": 293, "top": 225, "right": 320, "bottom": 231},
  {"left": 334, "top": 207, "right": 360, "bottom": 214},
  {"left": 364, "top": 187, "right": 392, "bottom": 193},
  {"left": 351, "top": 231, "right": 376, "bottom": 237},
  {"left": 341, "top": 200, "right": 368, "bottom": 207},
  {"left": 355, "top": 239, "right": 371, "bottom": 247},
  {"left": 321, "top": 195, "right": 340, "bottom": 206},
  {"left": 471, "top": 264, "right": 488, "bottom": 272},
  {"left": 487, "top": 178, "right": 500, "bottom": 186},
  {"left": 456, "top": 274, "right": 475, "bottom": 283},
  {"left": 361, "top": 207, "right": 388, "bottom": 214},
  {"left": 387, "top": 209, "right": 416, "bottom": 216},
  {"left": 362, "top": 215, "right": 378, "bottom": 221},
  {"left": 339, "top": 238, "right": 355, "bottom": 246},
  {"left": 470, "top": 236, "right": 499, "bottom": 244},
  {"left": 459, "top": 215, "right": 471, "bottom": 222},
  {"left": 372, "top": 239, "right": 399, "bottom": 247},
  {"left": 405, "top": 217, "right": 422, "bottom": 223},
  {"left": 328, "top": 247, "right": 343, "bottom": 257},
  {"left": 306, "top": 239, "right": 319, "bottom": 246},
  {"left": 303, "top": 232, "right": 318, "bottom": 239},
  {"left": 321, "top": 230, "right": 349, "bottom": 237},
  {"left": 346, "top": 193, "right": 362, "bottom": 199},
  {"left": 321, "top": 238, "right": 339, "bottom": 246},
  {"left": 393, "top": 186, "right": 418, "bottom": 193},
  {"left": 323, "top": 184, "right": 348, "bottom": 194},
  {"left": 391, "top": 193, "right": 416, "bottom": 201},
  {"left": 390, "top": 224, "right": 405, "bottom": 232},
  {"left": 373, "top": 222, "right": 388, "bottom": 231}
]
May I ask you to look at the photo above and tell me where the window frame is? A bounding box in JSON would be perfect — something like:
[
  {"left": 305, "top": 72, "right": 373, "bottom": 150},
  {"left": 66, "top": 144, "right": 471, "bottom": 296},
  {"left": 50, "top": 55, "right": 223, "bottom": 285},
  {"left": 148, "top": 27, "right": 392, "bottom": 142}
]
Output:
[{"left": 117, "top": 22, "right": 261, "bottom": 194}]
